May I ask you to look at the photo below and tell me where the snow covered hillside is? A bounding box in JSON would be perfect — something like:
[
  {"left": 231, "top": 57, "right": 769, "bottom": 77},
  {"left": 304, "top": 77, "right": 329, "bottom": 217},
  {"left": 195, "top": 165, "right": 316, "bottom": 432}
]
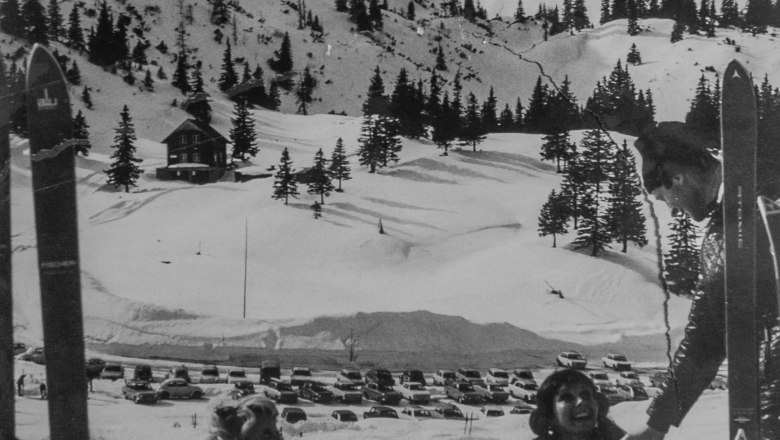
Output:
[{"left": 6, "top": 0, "right": 780, "bottom": 357}]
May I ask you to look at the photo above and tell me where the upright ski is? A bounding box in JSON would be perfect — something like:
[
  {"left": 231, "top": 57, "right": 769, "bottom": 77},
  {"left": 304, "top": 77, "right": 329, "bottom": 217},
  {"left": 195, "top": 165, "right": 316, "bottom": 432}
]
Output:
[
  {"left": 26, "top": 44, "right": 89, "bottom": 440},
  {"left": 721, "top": 59, "right": 760, "bottom": 440},
  {"left": 0, "top": 45, "right": 15, "bottom": 440},
  {"left": 758, "top": 197, "right": 780, "bottom": 317}
]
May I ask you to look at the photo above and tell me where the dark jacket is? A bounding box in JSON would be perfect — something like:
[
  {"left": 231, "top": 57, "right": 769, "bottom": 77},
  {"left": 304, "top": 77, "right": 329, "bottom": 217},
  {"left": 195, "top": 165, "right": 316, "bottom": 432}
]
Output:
[{"left": 647, "top": 204, "right": 780, "bottom": 439}]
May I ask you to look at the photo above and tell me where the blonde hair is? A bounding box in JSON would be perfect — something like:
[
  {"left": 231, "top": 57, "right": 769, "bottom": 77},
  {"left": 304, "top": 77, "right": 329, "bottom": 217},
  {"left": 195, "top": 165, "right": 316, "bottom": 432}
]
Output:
[{"left": 208, "top": 395, "right": 282, "bottom": 440}]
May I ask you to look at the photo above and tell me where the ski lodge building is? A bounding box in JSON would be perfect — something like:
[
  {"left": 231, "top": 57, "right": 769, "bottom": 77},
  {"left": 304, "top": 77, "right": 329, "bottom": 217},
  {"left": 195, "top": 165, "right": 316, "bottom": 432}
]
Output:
[{"left": 156, "top": 119, "right": 228, "bottom": 184}]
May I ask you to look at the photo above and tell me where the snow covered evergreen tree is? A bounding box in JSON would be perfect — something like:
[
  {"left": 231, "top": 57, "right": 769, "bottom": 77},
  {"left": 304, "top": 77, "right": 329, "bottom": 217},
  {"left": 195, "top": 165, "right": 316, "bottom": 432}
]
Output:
[
  {"left": 685, "top": 74, "right": 719, "bottom": 142},
  {"left": 218, "top": 40, "right": 238, "bottom": 92},
  {"left": 272, "top": 148, "right": 299, "bottom": 205},
  {"left": 328, "top": 137, "right": 351, "bottom": 192},
  {"left": 571, "top": 129, "right": 615, "bottom": 256},
  {"left": 307, "top": 148, "right": 334, "bottom": 204},
  {"left": 459, "top": 92, "right": 486, "bottom": 151},
  {"left": 606, "top": 140, "right": 647, "bottom": 252},
  {"left": 626, "top": 43, "right": 642, "bottom": 65},
  {"left": 540, "top": 131, "right": 575, "bottom": 173},
  {"left": 66, "top": 3, "right": 84, "bottom": 50},
  {"left": 172, "top": 51, "right": 191, "bottom": 95},
  {"left": 538, "top": 189, "right": 570, "bottom": 247},
  {"left": 435, "top": 44, "right": 447, "bottom": 71},
  {"left": 664, "top": 212, "right": 701, "bottom": 297},
  {"left": 481, "top": 86, "right": 498, "bottom": 133},
  {"left": 46, "top": 0, "right": 63, "bottom": 42},
  {"left": 72, "top": 109, "right": 91, "bottom": 157},
  {"left": 21, "top": 0, "right": 49, "bottom": 45},
  {"left": 81, "top": 85, "right": 93, "bottom": 109},
  {"left": 433, "top": 92, "right": 456, "bottom": 155},
  {"left": 296, "top": 66, "right": 316, "bottom": 115},
  {"left": 1, "top": 0, "right": 23, "bottom": 37},
  {"left": 269, "top": 32, "right": 293, "bottom": 72},
  {"left": 229, "top": 98, "right": 259, "bottom": 161},
  {"left": 105, "top": 105, "right": 143, "bottom": 193}
]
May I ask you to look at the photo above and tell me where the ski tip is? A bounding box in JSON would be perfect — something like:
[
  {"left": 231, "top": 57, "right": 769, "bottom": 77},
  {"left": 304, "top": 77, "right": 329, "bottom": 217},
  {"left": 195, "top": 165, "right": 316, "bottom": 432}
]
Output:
[{"left": 724, "top": 60, "right": 751, "bottom": 83}]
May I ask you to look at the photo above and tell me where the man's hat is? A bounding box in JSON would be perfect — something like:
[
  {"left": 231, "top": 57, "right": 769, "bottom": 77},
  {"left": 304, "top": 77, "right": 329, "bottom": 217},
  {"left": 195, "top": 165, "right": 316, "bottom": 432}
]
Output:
[{"left": 634, "top": 121, "right": 717, "bottom": 164}]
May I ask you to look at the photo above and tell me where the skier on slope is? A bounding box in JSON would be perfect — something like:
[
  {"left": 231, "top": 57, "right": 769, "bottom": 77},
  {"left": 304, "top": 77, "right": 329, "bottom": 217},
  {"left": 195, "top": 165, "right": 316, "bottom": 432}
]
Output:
[{"left": 620, "top": 121, "right": 780, "bottom": 440}]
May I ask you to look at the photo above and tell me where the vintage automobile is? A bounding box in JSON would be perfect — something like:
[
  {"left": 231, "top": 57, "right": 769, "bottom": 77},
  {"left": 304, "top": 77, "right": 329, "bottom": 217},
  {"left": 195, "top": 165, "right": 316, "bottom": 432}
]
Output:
[
  {"left": 364, "top": 368, "right": 395, "bottom": 386},
  {"left": 232, "top": 380, "right": 256, "bottom": 398},
  {"left": 588, "top": 372, "right": 612, "bottom": 388},
  {"left": 598, "top": 385, "right": 632, "bottom": 405},
  {"left": 331, "top": 410, "right": 358, "bottom": 423},
  {"left": 100, "top": 363, "right": 124, "bottom": 381},
  {"left": 431, "top": 403, "right": 466, "bottom": 420},
  {"left": 432, "top": 369, "right": 457, "bottom": 386},
  {"left": 168, "top": 365, "right": 191, "bottom": 383},
  {"left": 121, "top": 380, "right": 158, "bottom": 404},
  {"left": 336, "top": 367, "right": 363, "bottom": 385},
  {"left": 400, "top": 405, "right": 433, "bottom": 419},
  {"left": 617, "top": 384, "right": 649, "bottom": 401},
  {"left": 363, "top": 381, "right": 402, "bottom": 405},
  {"left": 474, "top": 383, "right": 510, "bottom": 403},
  {"left": 556, "top": 351, "right": 587, "bottom": 369},
  {"left": 511, "top": 369, "right": 537, "bottom": 386},
  {"left": 485, "top": 368, "right": 510, "bottom": 386},
  {"left": 199, "top": 366, "right": 220, "bottom": 384},
  {"left": 290, "top": 367, "right": 313, "bottom": 387},
  {"left": 444, "top": 380, "right": 482, "bottom": 404},
  {"left": 280, "top": 407, "right": 307, "bottom": 424},
  {"left": 133, "top": 364, "right": 153, "bottom": 382},
  {"left": 260, "top": 360, "right": 281, "bottom": 384},
  {"left": 602, "top": 353, "right": 632, "bottom": 371},
  {"left": 399, "top": 369, "right": 426, "bottom": 385},
  {"left": 508, "top": 378, "right": 538, "bottom": 403},
  {"left": 298, "top": 381, "right": 333, "bottom": 403},
  {"left": 480, "top": 406, "right": 505, "bottom": 417},
  {"left": 363, "top": 405, "right": 399, "bottom": 419},
  {"left": 226, "top": 368, "right": 247, "bottom": 384},
  {"left": 327, "top": 381, "right": 363, "bottom": 403},
  {"left": 615, "top": 371, "right": 644, "bottom": 387},
  {"left": 156, "top": 378, "right": 204, "bottom": 399},
  {"left": 456, "top": 368, "right": 486, "bottom": 387},
  {"left": 31, "top": 347, "right": 45, "bottom": 365},
  {"left": 510, "top": 401, "right": 535, "bottom": 414},
  {"left": 262, "top": 378, "right": 298, "bottom": 403},
  {"left": 398, "top": 381, "right": 431, "bottom": 404},
  {"left": 13, "top": 343, "right": 27, "bottom": 355}
]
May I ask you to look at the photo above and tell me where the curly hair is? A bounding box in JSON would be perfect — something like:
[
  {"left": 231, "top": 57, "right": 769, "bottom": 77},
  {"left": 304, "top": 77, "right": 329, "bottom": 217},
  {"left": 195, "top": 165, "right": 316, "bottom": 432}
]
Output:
[{"left": 208, "top": 395, "right": 282, "bottom": 440}]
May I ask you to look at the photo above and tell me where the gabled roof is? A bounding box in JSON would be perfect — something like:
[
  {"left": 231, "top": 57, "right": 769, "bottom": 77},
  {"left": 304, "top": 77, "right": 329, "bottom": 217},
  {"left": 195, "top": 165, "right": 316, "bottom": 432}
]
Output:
[{"left": 162, "top": 119, "right": 227, "bottom": 144}]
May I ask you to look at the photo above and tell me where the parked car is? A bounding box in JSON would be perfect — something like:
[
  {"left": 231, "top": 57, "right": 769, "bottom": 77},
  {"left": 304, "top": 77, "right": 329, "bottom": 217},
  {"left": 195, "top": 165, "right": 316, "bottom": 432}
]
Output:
[
  {"left": 168, "top": 366, "right": 191, "bottom": 383},
  {"left": 133, "top": 364, "right": 153, "bottom": 382},
  {"left": 615, "top": 371, "right": 643, "bottom": 387},
  {"left": 364, "top": 368, "right": 395, "bottom": 387},
  {"left": 485, "top": 368, "right": 510, "bottom": 386},
  {"left": 456, "top": 368, "right": 486, "bottom": 387},
  {"left": 481, "top": 406, "right": 505, "bottom": 417},
  {"left": 432, "top": 369, "right": 457, "bottom": 386},
  {"left": 598, "top": 385, "right": 632, "bottom": 405},
  {"left": 330, "top": 410, "right": 358, "bottom": 423},
  {"left": 232, "top": 380, "right": 256, "bottom": 398},
  {"left": 363, "top": 381, "right": 402, "bottom": 405},
  {"left": 260, "top": 360, "right": 281, "bottom": 384},
  {"left": 398, "top": 381, "right": 431, "bottom": 404},
  {"left": 617, "top": 384, "right": 649, "bottom": 401},
  {"left": 510, "top": 401, "right": 535, "bottom": 414},
  {"left": 399, "top": 369, "right": 426, "bottom": 385},
  {"left": 226, "top": 369, "right": 247, "bottom": 384},
  {"left": 13, "top": 343, "right": 27, "bottom": 355},
  {"left": 262, "top": 379, "right": 298, "bottom": 403},
  {"left": 444, "top": 380, "right": 482, "bottom": 404},
  {"left": 431, "top": 403, "right": 466, "bottom": 420},
  {"left": 363, "top": 405, "right": 398, "bottom": 419},
  {"left": 602, "top": 353, "right": 632, "bottom": 371},
  {"left": 327, "top": 381, "right": 363, "bottom": 404},
  {"left": 85, "top": 358, "right": 106, "bottom": 378},
  {"left": 556, "top": 351, "right": 587, "bottom": 369},
  {"left": 31, "top": 347, "right": 45, "bottom": 365},
  {"left": 122, "top": 380, "right": 158, "bottom": 404},
  {"left": 298, "top": 381, "right": 333, "bottom": 403},
  {"left": 290, "top": 367, "right": 313, "bottom": 387},
  {"left": 474, "top": 383, "right": 510, "bottom": 403},
  {"left": 100, "top": 363, "right": 124, "bottom": 381},
  {"left": 509, "top": 378, "right": 538, "bottom": 403},
  {"left": 336, "top": 367, "right": 363, "bottom": 385},
  {"left": 199, "top": 366, "right": 220, "bottom": 384},
  {"left": 588, "top": 372, "right": 611, "bottom": 388},
  {"left": 649, "top": 372, "right": 671, "bottom": 388},
  {"left": 401, "top": 405, "right": 433, "bottom": 419},
  {"left": 709, "top": 374, "right": 728, "bottom": 390},
  {"left": 280, "top": 407, "right": 307, "bottom": 424},
  {"left": 156, "top": 378, "right": 204, "bottom": 399},
  {"left": 512, "top": 370, "right": 537, "bottom": 386}
]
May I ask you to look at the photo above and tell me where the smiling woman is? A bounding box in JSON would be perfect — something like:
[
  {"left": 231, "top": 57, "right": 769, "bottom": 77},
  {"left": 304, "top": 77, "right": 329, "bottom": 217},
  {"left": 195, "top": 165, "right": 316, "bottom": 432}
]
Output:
[{"left": 530, "top": 369, "right": 626, "bottom": 440}]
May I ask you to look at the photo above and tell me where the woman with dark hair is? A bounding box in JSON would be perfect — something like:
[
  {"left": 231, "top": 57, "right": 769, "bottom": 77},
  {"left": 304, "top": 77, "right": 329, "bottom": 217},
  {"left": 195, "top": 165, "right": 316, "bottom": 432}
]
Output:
[
  {"left": 530, "top": 369, "right": 626, "bottom": 440},
  {"left": 208, "top": 395, "right": 283, "bottom": 440}
]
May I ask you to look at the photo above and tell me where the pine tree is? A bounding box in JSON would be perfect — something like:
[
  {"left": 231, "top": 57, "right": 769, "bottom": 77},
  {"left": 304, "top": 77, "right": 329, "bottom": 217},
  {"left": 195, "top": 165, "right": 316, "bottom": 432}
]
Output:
[
  {"left": 66, "top": 60, "right": 81, "bottom": 85},
  {"left": 328, "top": 137, "right": 351, "bottom": 192},
  {"left": 626, "top": 43, "right": 642, "bottom": 65},
  {"left": 172, "top": 51, "right": 191, "bottom": 95},
  {"left": 498, "top": 104, "right": 514, "bottom": 132},
  {"left": 112, "top": 13, "right": 130, "bottom": 64},
  {"left": 600, "top": 0, "right": 611, "bottom": 23},
  {"left": 524, "top": 76, "right": 550, "bottom": 133},
  {"left": 514, "top": 98, "right": 524, "bottom": 131},
  {"left": 363, "top": 65, "right": 388, "bottom": 116},
  {"left": 685, "top": 74, "right": 719, "bottom": 142},
  {"left": 1, "top": 0, "right": 23, "bottom": 37},
  {"left": 515, "top": 0, "right": 526, "bottom": 21},
  {"left": 89, "top": 0, "right": 113, "bottom": 65},
  {"left": 142, "top": 68, "right": 154, "bottom": 92},
  {"left": 538, "top": 189, "right": 570, "bottom": 247},
  {"left": 105, "top": 105, "right": 143, "bottom": 193},
  {"left": 157, "top": 66, "right": 168, "bottom": 80},
  {"left": 407, "top": 1, "right": 415, "bottom": 19},
  {"left": 435, "top": 44, "right": 447, "bottom": 71},
  {"left": 463, "top": 0, "right": 476, "bottom": 21},
  {"left": 627, "top": 0, "right": 640, "bottom": 34},
  {"left": 218, "top": 40, "right": 238, "bottom": 92},
  {"left": 296, "top": 66, "right": 316, "bottom": 115},
  {"left": 270, "top": 32, "right": 293, "bottom": 73},
  {"left": 357, "top": 116, "right": 382, "bottom": 173},
  {"left": 131, "top": 41, "right": 148, "bottom": 68},
  {"left": 572, "top": 129, "right": 615, "bottom": 256},
  {"left": 671, "top": 20, "right": 684, "bottom": 42},
  {"left": 390, "top": 67, "right": 425, "bottom": 138},
  {"left": 210, "top": 0, "right": 230, "bottom": 26},
  {"left": 460, "top": 92, "right": 486, "bottom": 152},
  {"left": 335, "top": 0, "right": 349, "bottom": 12},
  {"left": 307, "top": 148, "right": 334, "bottom": 204},
  {"left": 21, "top": 0, "right": 49, "bottom": 45},
  {"left": 267, "top": 81, "right": 281, "bottom": 110},
  {"left": 541, "top": 131, "right": 575, "bottom": 172},
  {"left": 606, "top": 140, "right": 647, "bottom": 252},
  {"left": 720, "top": 0, "right": 740, "bottom": 27},
  {"left": 572, "top": 0, "right": 590, "bottom": 30},
  {"left": 481, "top": 86, "right": 498, "bottom": 133},
  {"left": 46, "top": 0, "right": 63, "bottom": 42},
  {"left": 433, "top": 92, "right": 456, "bottom": 155},
  {"left": 368, "top": 0, "right": 382, "bottom": 28},
  {"left": 81, "top": 85, "right": 93, "bottom": 109},
  {"left": 229, "top": 98, "right": 259, "bottom": 161},
  {"left": 190, "top": 66, "right": 205, "bottom": 94},
  {"left": 612, "top": 0, "right": 627, "bottom": 18},
  {"left": 272, "top": 148, "right": 299, "bottom": 204},
  {"left": 664, "top": 212, "right": 701, "bottom": 297},
  {"left": 426, "top": 70, "right": 441, "bottom": 126},
  {"left": 72, "top": 109, "right": 91, "bottom": 156},
  {"left": 66, "top": 3, "right": 84, "bottom": 50},
  {"left": 745, "top": 0, "right": 772, "bottom": 32}
]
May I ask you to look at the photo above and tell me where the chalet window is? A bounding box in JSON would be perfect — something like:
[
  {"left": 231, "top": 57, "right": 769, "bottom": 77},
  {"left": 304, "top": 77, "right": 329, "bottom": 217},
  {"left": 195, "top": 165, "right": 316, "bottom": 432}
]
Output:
[
  {"left": 180, "top": 134, "right": 187, "bottom": 144},
  {"left": 180, "top": 153, "right": 187, "bottom": 163},
  {"left": 193, "top": 152, "right": 201, "bottom": 163},
  {"left": 193, "top": 134, "right": 201, "bottom": 144}
]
